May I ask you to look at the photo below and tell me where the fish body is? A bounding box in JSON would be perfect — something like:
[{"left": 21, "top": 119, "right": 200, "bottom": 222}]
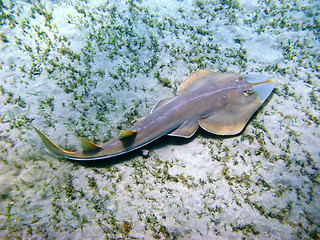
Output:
[{"left": 34, "top": 71, "right": 275, "bottom": 161}]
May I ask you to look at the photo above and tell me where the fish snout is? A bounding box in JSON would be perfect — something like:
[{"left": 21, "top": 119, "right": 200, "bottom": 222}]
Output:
[{"left": 244, "top": 75, "right": 276, "bottom": 103}]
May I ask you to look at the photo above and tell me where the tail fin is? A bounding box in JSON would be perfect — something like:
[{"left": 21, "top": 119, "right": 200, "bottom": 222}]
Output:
[{"left": 33, "top": 126, "right": 78, "bottom": 158}]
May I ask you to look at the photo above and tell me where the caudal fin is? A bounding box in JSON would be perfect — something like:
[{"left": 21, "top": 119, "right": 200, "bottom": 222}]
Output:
[{"left": 33, "top": 126, "right": 78, "bottom": 157}]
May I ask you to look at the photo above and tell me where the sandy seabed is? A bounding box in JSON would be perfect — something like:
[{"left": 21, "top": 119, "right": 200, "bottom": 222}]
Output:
[{"left": 0, "top": 0, "right": 319, "bottom": 239}]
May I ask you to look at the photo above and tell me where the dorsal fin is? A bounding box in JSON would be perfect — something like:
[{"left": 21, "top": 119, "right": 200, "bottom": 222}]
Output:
[
  {"left": 178, "top": 70, "right": 214, "bottom": 95},
  {"left": 118, "top": 130, "right": 137, "bottom": 140},
  {"left": 131, "top": 117, "right": 145, "bottom": 124},
  {"left": 136, "top": 117, "right": 145, "bottom": 122},
  {"left": 79, "top": 137, "right": 102, "bottom": 153}
]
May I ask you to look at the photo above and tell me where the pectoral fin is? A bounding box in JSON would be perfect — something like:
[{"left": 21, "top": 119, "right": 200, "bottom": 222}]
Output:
[
  {"left": 168, "top": 119, "right": 199, "bottom": 138},
  {"left": 178, "top": 70, "right": 213, "bottom": 94},
  {"left": 199, "top": 101, "right": 261, "bottom": 135},
  {"left": 178, "top": 70, "right": 239, "bottom": 94}
]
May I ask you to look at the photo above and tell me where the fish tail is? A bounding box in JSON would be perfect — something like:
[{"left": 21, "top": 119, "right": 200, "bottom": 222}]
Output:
[{"left": 33, "top": 126, "right": 77, "bottom": 158}]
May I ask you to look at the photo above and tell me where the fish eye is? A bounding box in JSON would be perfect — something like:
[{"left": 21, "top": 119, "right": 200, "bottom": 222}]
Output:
[
  {"left": 243, "top": 90, "right": 254, "bottom": 96},
  {"left": 235, "top": 76, "right": 244, "bottom": 82}
]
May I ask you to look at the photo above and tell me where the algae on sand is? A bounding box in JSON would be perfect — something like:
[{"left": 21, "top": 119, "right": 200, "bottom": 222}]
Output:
[{"left": 0, "top": 0, "right": 319, "bottom": 239}]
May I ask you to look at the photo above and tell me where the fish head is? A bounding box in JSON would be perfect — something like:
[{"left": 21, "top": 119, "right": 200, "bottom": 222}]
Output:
[
  {"left": 241, "top": 74, "right": 275, "bottom": 104},
  {"left": 223, "top": 74, "right": 275, "bottom": 106},
  {"left": 198, "top": 73, "right": 276, "bottom": 135}
]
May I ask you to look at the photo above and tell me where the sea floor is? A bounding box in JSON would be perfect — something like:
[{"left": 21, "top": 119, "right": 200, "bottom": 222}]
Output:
[{"left": 0, "top": 0, "right": 319, "bottom": 239}]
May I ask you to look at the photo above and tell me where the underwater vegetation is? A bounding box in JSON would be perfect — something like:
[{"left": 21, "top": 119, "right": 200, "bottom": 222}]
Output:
[{"left": 0, "top": 0, "right": 319, "bottom": 239}]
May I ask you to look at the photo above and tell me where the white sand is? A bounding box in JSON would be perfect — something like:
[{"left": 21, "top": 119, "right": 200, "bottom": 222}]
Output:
[{"left": 0, "top": 0, "right": 319, "bottom": 239}]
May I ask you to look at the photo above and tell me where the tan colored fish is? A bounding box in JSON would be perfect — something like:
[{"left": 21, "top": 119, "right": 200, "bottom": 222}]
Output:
[{"left": 34, "top": 70, "right": 275, "bottom": 161}]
